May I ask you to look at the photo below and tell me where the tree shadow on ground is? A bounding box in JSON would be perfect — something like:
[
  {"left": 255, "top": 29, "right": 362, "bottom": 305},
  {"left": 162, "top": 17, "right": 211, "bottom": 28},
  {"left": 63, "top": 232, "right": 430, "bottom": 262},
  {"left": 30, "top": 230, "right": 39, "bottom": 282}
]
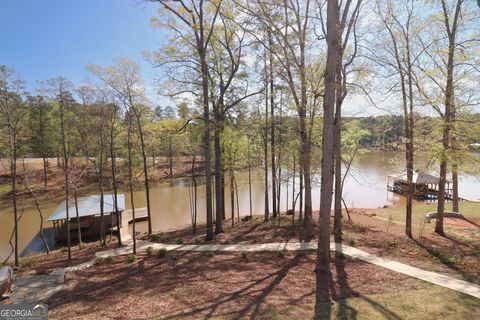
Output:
[
  {"left": 322, "top": 237, "right": 405, "bottom": 320},
  {"left": 413, "top": 236, "right": 478, "bottom": 283},
  {"left": 463, "top": 218, "right": 480, "bottom": 229},
  {"left": 49, "top": 250, "right": 305, "bottom": 319}
]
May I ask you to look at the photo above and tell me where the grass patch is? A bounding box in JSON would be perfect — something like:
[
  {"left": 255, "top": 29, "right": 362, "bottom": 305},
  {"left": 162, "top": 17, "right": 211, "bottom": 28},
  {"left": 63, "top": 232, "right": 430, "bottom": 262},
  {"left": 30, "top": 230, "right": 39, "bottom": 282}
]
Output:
[
  {"left": 372, "top": 202, "right": 480, "bottom": 226},
  {"left": 251, "top": 285, "right": 480, "bottom": 319},
  {"left": 19, "top": 257, "right": 37, "bottom": 269}
]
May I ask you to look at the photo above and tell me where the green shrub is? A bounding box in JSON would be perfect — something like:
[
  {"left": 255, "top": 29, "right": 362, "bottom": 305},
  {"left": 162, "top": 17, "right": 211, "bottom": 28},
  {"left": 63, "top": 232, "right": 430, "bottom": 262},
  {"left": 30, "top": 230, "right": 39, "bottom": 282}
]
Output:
[
  {"left": 346, "top": 236, "right": 356, "bottom": 247},
  {"left": 175, "top": 238, "right": 184, "bottom": 244},
  {"left": 240, "top": 251, "right": 248, "bottom": 258},
  {"left": 158, "top": 248, "right": 168, "bottom": 257},
  {"left": 431, "top": 250, "right": 458, "bottom": 267},
  {"left": 419, "top": 217, "right": 427, "bottom": 238},
  {"left": 105, "top": 255, "right": 114, "bottom": 263},
  {"left": 94, "top": 257, "right": 105, "bottom": 266},
  {"left": 195, "top": 236, "right": 204, "bottom": 244},
  {"left": 205, "top": 251, "right": 214, "bottom": 258},
  {"left": 127, "top": 254, "right": 137, "bottom": 263},
  {"left": 149, "top": 233, "right": 169, "bottom": 242},
  {"left": 146, "top": 246, "right": 154, "bottom": 256},
  {"left": 277, "top": 251, "right": 285, "bottom": 258},
  {"left": 386, "top": 215, "right": 394, "bottom": 234}
]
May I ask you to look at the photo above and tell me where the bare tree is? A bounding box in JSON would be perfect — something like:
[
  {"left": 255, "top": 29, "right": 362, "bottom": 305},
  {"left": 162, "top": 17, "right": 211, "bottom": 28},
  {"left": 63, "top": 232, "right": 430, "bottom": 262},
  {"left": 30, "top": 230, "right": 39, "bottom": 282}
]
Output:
[
  {"left": 48, "top": 77, "right": 75, "bottom": 260},
  {"left": 149, "top": 0, "right": 223, "bottom": 241},
  {"left": 434, "top": 0, "right": 464, "bottom": 235},
  {"left": 88, "top": 58, "right": 153, "bottom": 235},
  {"left": 0, "top": 65, "right": 27, "bottom": 266},
  {"left": 315, "top": 0, "right": 338, "bottom": 311},
  {"left": 372, "top": 0, "right": 417, "bottom": 238},
  {"left": 238, "top": 0, "right": 317, "bottom": 238}
]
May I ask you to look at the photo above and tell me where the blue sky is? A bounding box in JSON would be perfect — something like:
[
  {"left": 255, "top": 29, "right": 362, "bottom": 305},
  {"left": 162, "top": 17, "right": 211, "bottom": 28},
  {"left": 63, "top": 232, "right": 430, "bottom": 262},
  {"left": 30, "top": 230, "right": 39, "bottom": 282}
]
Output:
[{"left": 0, "top": 0, "right": 164, "bottom": 97}]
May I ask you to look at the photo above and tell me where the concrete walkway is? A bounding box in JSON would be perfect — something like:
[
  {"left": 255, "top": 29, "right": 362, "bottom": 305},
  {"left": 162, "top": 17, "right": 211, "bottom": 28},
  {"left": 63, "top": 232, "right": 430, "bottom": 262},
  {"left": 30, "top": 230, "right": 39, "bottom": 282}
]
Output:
[
  {"left": 7, "top": 240, "right": 480, "bottom": 304},
  {"left": 9, "top": 274, "right": 63, "bottom": 304}
]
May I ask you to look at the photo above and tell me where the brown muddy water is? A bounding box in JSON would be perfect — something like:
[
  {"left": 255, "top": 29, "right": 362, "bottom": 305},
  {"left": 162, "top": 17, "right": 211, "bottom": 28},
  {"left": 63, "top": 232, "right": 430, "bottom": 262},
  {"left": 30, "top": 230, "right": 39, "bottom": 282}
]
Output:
[{"left": 1, "top": 151, "right": 479, "bottom": 260}]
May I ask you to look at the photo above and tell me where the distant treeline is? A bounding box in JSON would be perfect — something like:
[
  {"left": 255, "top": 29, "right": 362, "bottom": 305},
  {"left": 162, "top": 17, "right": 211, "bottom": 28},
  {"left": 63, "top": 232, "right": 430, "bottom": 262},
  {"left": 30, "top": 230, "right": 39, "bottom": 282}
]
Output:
[{"left": 343, "top": 113, "right": 480, "bottom": 150}]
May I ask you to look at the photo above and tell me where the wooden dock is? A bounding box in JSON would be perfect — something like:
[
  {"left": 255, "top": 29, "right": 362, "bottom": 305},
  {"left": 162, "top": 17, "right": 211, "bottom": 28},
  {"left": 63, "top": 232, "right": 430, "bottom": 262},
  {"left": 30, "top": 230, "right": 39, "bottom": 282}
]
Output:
[
  {"left": 119, "top": 207, "right": 148, "bottom": 241},
  {"left": 387, "top": 184, "right": 478, "bottom": 203}
]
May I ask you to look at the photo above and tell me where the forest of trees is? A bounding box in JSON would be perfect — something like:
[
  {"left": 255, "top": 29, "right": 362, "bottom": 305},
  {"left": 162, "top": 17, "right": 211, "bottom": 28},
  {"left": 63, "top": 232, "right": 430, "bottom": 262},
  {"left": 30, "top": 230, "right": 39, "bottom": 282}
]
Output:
[{"left": 1, "top": 0, "right": 480, "bottom": 311}]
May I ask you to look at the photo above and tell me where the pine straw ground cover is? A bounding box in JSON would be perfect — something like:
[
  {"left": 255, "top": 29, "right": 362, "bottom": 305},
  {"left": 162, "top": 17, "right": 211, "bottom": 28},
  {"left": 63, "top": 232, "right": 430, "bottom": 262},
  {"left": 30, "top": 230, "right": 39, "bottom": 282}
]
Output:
[
  {"left": 46, "top": 249, "right": 480, "bottom": 320},
  {"left": 144, "top": 211, "right": 480, "bottom": 284},
  {"left": 7, "top": 239, "right": 120, "bottom": 276}
]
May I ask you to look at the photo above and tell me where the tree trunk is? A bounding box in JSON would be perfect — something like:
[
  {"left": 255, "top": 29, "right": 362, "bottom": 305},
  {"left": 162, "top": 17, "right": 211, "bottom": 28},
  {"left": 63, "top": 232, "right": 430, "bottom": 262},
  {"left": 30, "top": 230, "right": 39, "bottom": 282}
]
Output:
[
  {"left": 169, "top": 134, "right": 173, "bottom": 177},
  {"left": 43, "top": 156, "right": 48, "bottom": 188},
  {"left": 200, "top": 49, "right": 214, "bottom": 241},
  {"left": 190, "top": 156, "right": 198, "bottom": 234},
  {"left": 286, "top": 158, "right": 289, "bottom": 214},
  {"left": 25, "top": 183, "right": 50, "bottom": 254},
  {"left": 127, "top": 116, "right": 137, "bottom": 254},
  {"left": 269, "top": 30, "right": 277, "bottom": 220},
  {"left": 452, "top": 163, "right": 459, "bottom": 212},
  {"left": 436, "top": 0, "right": 461, "bottom": 235},
  {"left": 333, "top": 59, "right": 343, "bottom": 239},
  {"left": 221, "top": 172, "right": 226, "bottom": 220},
  {"left": 263, "top": 57, "right": 270, "bottom": 222},
  {"left": 214, "top": 111, "right": 224, "bottom": 234},
  {"left": 292, "top": 156, "right": 296, "bottom": 215},
  {"left": 451, "top": 110, "right": 459, "bottom": 213},
  {"left": 110, "top": 113, "right": 121, "bottom": 247},
  {"left": 234, "top": 175, "right": 240, "bottom": 223},
  {"left": 277, "top": 158, "right": 282, "bottom": 215},
  {"left": 248, "top": 143, "right": 253, "bottom": 217},
  {"left": 405, "top": 28, "right": 415, "bottom": 239},
  {"left": 133, "top": 111, "right": 152, "bottom": 235},
  {"left": 59, "top": 97, "right": 71, "bottom": 261},
  {"left": 299, "top": 161, "right": 303, "bottom": 221},
  {"left": 230, "top": 173, "right": 235, "bottom": 227},
  {"left": 315, "top": 0, "right": 338, "bottom": 309},
  {"left": 74, "top": 187, "right": 82, "bottom": 248},
  {"left": 10, "top": 131, "right": 19, "bottom": 267}
]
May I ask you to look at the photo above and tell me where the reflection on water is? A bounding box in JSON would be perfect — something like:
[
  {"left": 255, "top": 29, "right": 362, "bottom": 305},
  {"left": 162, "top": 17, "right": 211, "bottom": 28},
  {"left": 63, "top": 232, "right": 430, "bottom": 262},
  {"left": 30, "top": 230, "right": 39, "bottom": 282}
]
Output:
[{"left": 1, "top": 151, "right": 479, "bottom": 260}]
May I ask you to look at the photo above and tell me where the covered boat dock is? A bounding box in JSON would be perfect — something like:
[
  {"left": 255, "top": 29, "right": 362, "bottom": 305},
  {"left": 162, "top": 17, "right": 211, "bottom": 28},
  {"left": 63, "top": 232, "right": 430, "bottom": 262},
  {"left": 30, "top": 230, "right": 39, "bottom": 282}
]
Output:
[
  {"left": 387, "top": 171, "right": 453, "bottom": 201},
  {"left": 47, "top": 194, "right": 126, "bottom": 243}
]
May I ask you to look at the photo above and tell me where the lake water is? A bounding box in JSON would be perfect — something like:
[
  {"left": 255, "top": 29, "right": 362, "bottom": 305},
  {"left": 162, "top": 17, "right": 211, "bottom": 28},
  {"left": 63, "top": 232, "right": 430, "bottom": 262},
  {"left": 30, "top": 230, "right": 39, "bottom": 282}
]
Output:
[{"left": 1, "top": 151, "right": 479, "bottom": 260}]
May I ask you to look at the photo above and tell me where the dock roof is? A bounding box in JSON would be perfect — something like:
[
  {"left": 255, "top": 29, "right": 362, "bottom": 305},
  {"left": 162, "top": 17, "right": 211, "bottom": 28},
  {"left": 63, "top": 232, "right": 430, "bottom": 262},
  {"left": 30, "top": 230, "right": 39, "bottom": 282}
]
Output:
[
  {"left": 47, "top": 194, "right": 126, "bottom": 222},
  {"left": 390, "top": 171, "right": 449, "bottom": 185}
]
